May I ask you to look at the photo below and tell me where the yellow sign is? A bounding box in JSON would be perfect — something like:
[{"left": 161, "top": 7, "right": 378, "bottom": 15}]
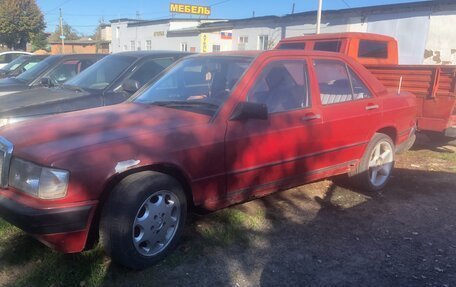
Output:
[
  {"left": 170, "top": 3, "right": 211, "bottom": 16},
  {"left": 201, "top": 33, "right": 210, "bottom": 53}
]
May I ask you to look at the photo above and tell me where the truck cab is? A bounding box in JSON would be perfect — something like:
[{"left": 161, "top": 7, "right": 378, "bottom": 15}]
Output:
[{"left": 276, "top": 32, "right": 398, "bottom": 65}]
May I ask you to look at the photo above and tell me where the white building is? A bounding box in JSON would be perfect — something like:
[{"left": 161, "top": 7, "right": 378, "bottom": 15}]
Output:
[{"left": 110, "top": 0, "right": 456, "bottom": 64}]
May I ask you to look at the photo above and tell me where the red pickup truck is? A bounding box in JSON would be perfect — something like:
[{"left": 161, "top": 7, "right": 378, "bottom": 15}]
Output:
[
  {"left": 276, "top": 32, "right": 456, "bottom": 138},
  {"left": 0, "top": 50, "right": 416, "bottom": 269}
]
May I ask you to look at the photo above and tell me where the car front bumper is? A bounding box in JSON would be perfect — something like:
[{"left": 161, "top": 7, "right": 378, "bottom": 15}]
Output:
[{"left": 0, "top": 194, "right": 93, "bottom": 235}]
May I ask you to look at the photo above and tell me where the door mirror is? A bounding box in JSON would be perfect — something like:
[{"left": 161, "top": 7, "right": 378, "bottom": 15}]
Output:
[
  {"left": 40, "top": 77, "right": 54, "bottom": 87},
  {"left": 122, "top": 79, "right": 140, "bottom": 94},
  {"left": 230, "top": 102, "right": 268, "bottom": 121}
]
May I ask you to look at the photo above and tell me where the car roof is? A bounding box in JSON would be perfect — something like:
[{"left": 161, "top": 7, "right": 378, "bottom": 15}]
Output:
[
  {"left": 113, "top": 51, "right": 193, "bottom": 58},
  {"left": 0, "top": 51, "right": 32, "bottom": 55}
]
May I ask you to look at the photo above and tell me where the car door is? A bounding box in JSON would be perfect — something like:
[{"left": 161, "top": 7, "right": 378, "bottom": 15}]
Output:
[
  {"left": 224, "top": 57, "right": 323, "bottom": 202},
  {"left": 103, "top": 57, "right": 176, "bottom": 106},
  {"left": 311, "top": 57, "right": 382, "bottom": 169}
]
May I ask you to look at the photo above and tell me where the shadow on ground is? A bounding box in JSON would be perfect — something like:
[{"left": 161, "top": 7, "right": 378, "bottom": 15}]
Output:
[{"left": 1, "top": 164, "right": 455, "bottom": 286}]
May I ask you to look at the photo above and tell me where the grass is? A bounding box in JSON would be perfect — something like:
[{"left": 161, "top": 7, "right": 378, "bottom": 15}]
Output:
[{"left": 0, "top": 207, "right": 268, "bottom": 287}]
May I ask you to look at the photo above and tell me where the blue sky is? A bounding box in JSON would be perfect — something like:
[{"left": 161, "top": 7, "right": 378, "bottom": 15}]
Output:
[{"left": 36, "top": 0, "right": 427, "bottom": 35}]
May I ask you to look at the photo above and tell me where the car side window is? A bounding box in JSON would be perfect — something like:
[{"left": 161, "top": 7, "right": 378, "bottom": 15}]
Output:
[
  {"left": 47, "top": 60, "right": 85, "bottom": 85},
  {"left": 127, "top": 58, "right": 174, "bottom": 87},
  {"left": 0, "top": 54, "right": 6, "bottom": 64},
  {"left": 247, "top": 60, "right": 310, "bottom": 113},
  {"left": 313, "top": 59, "right": 370, "bottom": 105}
]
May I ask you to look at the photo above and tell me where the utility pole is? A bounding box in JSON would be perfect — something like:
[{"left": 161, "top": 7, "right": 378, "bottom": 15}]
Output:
[
  {"left": 292, "top": 3, "right": 295, "bottom": 14},
  {"left": 316, "top": 0, "right": 322, "bottom": 34},
  {"left": 59, "top": 8, "right": 65, "bottom": 53}
]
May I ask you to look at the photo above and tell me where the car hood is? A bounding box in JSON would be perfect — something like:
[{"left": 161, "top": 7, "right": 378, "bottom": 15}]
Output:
[
  {"left": 0, "top": 87, "right": 91, "bottom": 117},
  {"left": 0, "top": 77, "right": 28, "bottom": 93},
  {"left": 0, "top": 102, "right": 211, "bottom": 164}
]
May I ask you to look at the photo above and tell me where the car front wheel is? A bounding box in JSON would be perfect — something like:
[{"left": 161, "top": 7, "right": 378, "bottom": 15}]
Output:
[{"left": 100, "top": 171, "right": 187, "bottom": 270}]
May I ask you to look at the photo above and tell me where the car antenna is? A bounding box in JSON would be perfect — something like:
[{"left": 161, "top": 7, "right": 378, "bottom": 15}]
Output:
[{"left": 397, "top": 76, "right": 403, "bottom": 95}]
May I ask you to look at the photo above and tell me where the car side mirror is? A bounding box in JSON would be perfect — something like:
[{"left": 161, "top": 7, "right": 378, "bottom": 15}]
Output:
[
  {"left": 40, "top": 77, "right": 54, "bottom": 87},
  {"left": 122, "top": 79, "right": 140, "bottom": 94},
  {"left": 230, "top": 102, "right": 268, "bottom": 121}
]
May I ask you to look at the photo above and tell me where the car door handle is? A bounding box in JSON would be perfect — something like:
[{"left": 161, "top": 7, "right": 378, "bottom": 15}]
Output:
[
  {"left": 365, "top": 104, "right": 379, "bottom": 111},
  {"left": 301, "top": 114, "right": 321, "bottom": 121}
]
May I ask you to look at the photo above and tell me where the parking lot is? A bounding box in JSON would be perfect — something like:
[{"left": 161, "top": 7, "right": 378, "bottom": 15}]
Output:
[{"left": 0, "top": 135, "right": 454, "bottom": 287}]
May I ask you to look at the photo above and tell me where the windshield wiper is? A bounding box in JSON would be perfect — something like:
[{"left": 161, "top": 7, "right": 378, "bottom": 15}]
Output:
[{"left": 150, "top": 100, "right": 218, "bottom": 108}]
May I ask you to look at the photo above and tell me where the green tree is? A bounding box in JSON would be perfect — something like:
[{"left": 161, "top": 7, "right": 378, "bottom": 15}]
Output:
[
  {"left": 49, "top": 22, "right": 80, "bottom": 42},
  {"left": 30, "top": 31, "right": 48, "bottom": 51},
  {"left": 0, "top": 0, "right": 45, "bottom": 50}
]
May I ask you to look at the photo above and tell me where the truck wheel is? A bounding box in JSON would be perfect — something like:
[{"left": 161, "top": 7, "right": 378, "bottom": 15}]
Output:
[
  {"left": 349, "top": 133, "right": 395, "bottom": 192},
  {"left": 100, "top": 171, "right": 187, "bottom": 270}
]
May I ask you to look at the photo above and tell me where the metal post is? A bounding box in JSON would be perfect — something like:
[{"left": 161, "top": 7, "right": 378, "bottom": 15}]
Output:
[
  {"left": 59, "top": 8, "right": 65, "bottom": 54},
  {"left": 316, "top": 0, "right": 322, "bottom": 34}
]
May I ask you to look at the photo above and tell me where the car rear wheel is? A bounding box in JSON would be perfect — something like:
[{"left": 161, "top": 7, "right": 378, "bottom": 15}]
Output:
[
  {"left": 100, "top": 171, "right": 187, "bottom": 270},
  {"left": 349, "top": 133, "right": 395, "bottom": 192}
]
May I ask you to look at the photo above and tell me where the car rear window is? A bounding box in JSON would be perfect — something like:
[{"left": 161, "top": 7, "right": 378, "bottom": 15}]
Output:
[
  {"left": 358, "top": 40, "right": 388, "bottom": 58},
  {"left": 313, "top": 41, "right": 341, "bottom": 52},
  {"left": 277, "top": 42, "right": 306, "bottom": 50}
]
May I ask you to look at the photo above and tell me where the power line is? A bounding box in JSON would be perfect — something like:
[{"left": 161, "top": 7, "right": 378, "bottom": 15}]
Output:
[
  {"left": 44, "top": 0, "right": 73, "bottom": 14},
  {"left": 340, "top": 0, "right": 351, "bottom": 8}
]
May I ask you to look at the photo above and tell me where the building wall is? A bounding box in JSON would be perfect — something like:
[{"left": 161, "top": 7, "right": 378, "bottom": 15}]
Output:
[
  {"left": 424, "top": 9, "right": 456, "bottom": 64},
  {"left": 111, "top": 20, "right": 202, "bottom": 53},
  {"left": 50, "top": 43, "right": 102, "bottom": 54}
]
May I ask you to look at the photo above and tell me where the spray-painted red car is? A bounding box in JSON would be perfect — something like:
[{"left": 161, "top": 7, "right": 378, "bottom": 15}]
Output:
[{"left": 0, "top": 50, "right": 416, "bottom": 269}]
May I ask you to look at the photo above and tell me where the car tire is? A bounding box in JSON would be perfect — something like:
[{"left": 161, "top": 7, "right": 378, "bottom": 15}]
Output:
[
  {"left": 100, "top": 171, "right": 187, "bottom": 270},
  {"left": 349, "top": 133, "right": 395, "bottom": 192}
]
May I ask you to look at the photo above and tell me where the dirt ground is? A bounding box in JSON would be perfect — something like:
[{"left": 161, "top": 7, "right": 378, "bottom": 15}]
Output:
[{"left": 0, "top": 135, "right": 456, "bottom": 287}]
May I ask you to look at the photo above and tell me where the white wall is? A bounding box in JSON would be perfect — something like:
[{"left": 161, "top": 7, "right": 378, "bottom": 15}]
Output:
[
  {"left": 366, "top": 11, "right": 431, "bottom": 64},
  {"left": 424, "top": 11, "right": 456, "bottom": 64}
]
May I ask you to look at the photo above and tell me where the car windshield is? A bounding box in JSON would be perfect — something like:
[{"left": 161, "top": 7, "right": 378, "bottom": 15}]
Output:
[
  {"left": 63, "top": 55, "right": 135, "bottom": 91},
  {"left": 16, "top": 56, "right": 55, "bottom": 83},
  {"left": 0, "top": 55, "right": 29, "bottom": 72},
  {"left": 133, "top": 56, "right": 253, "bottom": 115}
]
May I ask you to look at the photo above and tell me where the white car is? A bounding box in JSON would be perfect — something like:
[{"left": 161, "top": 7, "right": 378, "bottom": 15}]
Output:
[{"left": 0, "top": 51, "right": 32, "bottom": 69}]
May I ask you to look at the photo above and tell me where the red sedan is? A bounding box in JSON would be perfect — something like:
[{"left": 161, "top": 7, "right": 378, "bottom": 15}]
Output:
[{"left": 0, "top": 50, "right": 416, "bottom": 269}]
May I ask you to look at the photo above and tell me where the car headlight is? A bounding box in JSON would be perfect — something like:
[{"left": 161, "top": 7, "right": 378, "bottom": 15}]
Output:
[
  {"left": 0, "top": 118, "right": 8, "bottom": 128},
  {"left": 8, "top": 157, "right": 69, "bottom": 199}
]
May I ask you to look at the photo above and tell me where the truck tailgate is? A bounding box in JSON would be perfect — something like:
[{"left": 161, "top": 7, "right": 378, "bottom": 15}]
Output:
[{"left": 365, "top": 65, "right": 456, "bottom": 133}]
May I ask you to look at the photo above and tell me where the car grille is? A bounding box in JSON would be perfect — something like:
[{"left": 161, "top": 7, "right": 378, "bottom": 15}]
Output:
[{"left": 0, "top": 137, "right": 13, "bottom": 188}]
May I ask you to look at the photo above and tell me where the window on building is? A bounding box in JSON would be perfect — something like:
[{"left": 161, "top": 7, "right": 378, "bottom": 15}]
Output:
[
  {"left": 247, "top": 60, "right": 310, "bottom": 113},
  {"left": 313, "top": 41, "right": 341, "bottom": 52},
  {"left": 212, "top": 45, "right": 221, "bottom": 52},
  {"left": 130, "top": 41, "right": 135, "bottom": 51},
  {"left": 258, "top": 35, "right": 269, "bottom": 50},
  {"left": 358, "top": 40, "right": 388, "bottom": 58},
  {"left": 313, "top": 59, "right": 371, "bottom": 105},
  {"left": 277, "top": 42, "right": 305, "bottom": 50},
  {"left": 146, "top": 40, "right": 152, "bottom": 51},
  {"left": 116, "top": 26, "right": 120, "bottom": 38},
  {"left": 180, "top": 42, "right": 188, "bottom": 52},
  {"left": 137, "top": 41, "right": 141, "bottom": 51},
  {"left": 239, "top": 36, "right": 248, "bottom": 44},
  {"left": 123, "top": 45, "right": 128, "bottom": 51}
]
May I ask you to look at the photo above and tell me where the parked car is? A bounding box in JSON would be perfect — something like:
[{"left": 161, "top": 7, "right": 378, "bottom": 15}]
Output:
[
  {"left": 0, "top": 50, "right": 416, "bottom": 269},
  {"left": 0, "top": 55, "right": 49, "bottom": 79},
  {"left": 0, "top": 51, "right": 190, "bottom": 127},
  {"left": 0, "top": 51, "right": 32, "bottom": 69},
  {"left": 0, "top": 54, "right": 105, "bottom": 97},
  {"left": 276, "top": 32, "right": 456, "bottom": 139}
]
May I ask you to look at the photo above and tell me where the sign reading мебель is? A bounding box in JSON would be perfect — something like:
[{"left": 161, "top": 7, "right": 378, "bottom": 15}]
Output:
[{"left": 169, "top": 3, "right": 211, "bottom": 16}]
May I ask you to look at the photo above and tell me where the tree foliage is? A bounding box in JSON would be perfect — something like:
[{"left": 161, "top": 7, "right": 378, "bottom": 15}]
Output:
[
  {"left": 0, "top": 0, "right": 45, "bottom": 50},
  {"left": 49, "top": 22, "right": 80, "bottom": 42}
]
